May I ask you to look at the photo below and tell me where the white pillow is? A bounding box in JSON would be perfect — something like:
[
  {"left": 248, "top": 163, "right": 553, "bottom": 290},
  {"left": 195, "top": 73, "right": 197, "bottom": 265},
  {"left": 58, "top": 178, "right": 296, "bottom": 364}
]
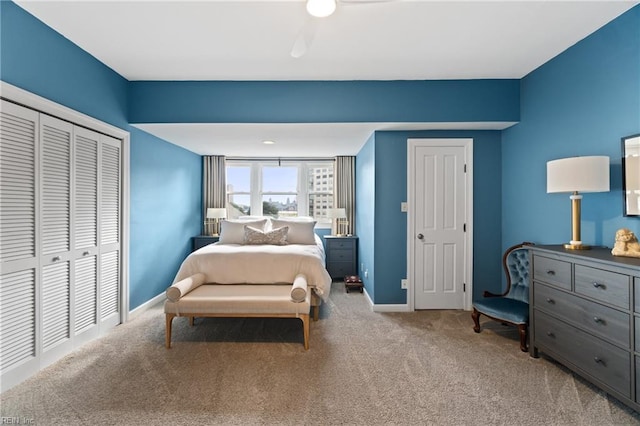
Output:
[
  {"left": 243, "top": 225, "right": 288, "bottom": 245},
  {"left": 218, "top": 219, "right": 268, "bottom": 244},
  {"left": 271, "top": 219, "right": 317, "bottom": 245}
]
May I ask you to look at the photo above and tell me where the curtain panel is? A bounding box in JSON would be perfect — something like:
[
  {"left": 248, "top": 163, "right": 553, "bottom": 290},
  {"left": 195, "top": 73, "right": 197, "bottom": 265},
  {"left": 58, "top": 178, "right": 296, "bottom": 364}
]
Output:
[
  {"left": 335, "top": 156, "right": 356, "bottom": 235},
  {"left": 203, "top": 155, "right": 226, "bottom": 235}
]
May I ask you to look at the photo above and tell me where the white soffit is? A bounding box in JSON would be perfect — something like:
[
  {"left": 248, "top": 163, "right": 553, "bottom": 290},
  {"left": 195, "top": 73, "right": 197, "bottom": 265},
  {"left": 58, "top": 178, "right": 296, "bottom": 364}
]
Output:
[{"left": 133, "top": 122, "right": 517, "bottom": 156}]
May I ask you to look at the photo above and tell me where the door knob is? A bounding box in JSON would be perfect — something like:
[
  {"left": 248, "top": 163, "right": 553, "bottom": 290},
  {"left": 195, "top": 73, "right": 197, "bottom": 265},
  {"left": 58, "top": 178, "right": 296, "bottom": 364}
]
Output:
[{"left": 417, "top": 233, "right": 424, "bottom": 240}]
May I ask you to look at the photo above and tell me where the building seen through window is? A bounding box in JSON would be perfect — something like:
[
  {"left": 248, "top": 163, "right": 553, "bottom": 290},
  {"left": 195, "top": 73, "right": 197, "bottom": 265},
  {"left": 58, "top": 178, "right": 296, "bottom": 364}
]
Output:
[{"left": 225, "top": 161, "right": 333, "bottom": 224}]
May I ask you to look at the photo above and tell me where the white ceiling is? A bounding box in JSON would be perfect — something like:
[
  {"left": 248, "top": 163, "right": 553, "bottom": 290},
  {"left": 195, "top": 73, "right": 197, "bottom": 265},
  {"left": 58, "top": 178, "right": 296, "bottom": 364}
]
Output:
[{"left": 15, "top": 0, "right": 639, "bottom": 156}]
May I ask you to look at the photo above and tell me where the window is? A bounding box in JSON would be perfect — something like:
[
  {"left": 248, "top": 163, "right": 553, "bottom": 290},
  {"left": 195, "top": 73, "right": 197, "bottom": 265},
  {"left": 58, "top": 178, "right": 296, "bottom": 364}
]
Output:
[{"left": 226, "top": 160, "right": 334, "bottom": 225}]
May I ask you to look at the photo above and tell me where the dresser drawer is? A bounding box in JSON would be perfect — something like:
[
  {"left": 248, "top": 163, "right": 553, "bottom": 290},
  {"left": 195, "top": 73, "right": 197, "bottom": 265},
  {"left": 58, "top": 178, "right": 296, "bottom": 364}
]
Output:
[
  {"left": 575, "top": 265, "right": 630, "bottom": 309},
  {"left": 636, "top": 356, "right": 640, "bottom": 404},
  {"left": 636, "top": 317, "right": 640, "bottom": 352},
  {"left": 533, "top": 255, "right": 571, "bottom": 290},
  {"left": 534, "top": 283, "right": 630, "bottom": 348},
  {"left": 635, "top": 277, "right": 640, "bottom": 311},
  {"left": 535, "top": 310, "right": 631, "bottom": 397}
]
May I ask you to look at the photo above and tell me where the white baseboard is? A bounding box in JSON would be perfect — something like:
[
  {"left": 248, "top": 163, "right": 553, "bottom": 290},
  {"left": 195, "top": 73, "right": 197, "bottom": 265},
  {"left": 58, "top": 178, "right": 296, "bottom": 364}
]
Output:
[
  {"left": 372, "top": 303, "right": 411, "bottom": 312},
  {"left": 128, "top": 292, "right": 164, "bottom": 320},
  {"left": 363, "top": 287, "right": 411, "bottom": 312}
]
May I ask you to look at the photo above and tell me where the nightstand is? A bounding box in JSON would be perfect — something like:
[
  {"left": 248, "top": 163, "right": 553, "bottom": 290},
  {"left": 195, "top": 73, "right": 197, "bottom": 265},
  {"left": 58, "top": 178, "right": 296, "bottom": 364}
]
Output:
[
  {"left": 324, "top": 235, "right": 358, "bottom": 280},
  {"left": 192, "top": 235, "right": 219, "bottom": 251}
]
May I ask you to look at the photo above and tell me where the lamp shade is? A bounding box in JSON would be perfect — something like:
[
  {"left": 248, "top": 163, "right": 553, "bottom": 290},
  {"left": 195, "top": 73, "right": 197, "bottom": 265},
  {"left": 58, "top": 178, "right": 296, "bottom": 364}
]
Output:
[
  {"left": 327, "top": 208, "right": 346, "bottom": 219},
  {"left": 206, "top": 208, "right": 227, "bottom": 219},
  {"left": 547, "top": 156, "right": 610, "bottom": 193}
]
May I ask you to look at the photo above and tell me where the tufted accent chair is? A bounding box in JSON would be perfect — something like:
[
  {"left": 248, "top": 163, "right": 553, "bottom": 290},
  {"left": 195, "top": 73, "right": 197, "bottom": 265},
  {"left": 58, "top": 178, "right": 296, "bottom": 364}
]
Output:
[{"left": 472, "top": 242, "right": 534, "bottom": 352}]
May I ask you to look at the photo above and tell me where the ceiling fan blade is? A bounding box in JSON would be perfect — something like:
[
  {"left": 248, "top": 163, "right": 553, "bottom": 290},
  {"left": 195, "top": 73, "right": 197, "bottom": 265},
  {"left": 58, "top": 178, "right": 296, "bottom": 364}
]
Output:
[{"left": 290, "top": 19, "right": 318, "bottom": 59}]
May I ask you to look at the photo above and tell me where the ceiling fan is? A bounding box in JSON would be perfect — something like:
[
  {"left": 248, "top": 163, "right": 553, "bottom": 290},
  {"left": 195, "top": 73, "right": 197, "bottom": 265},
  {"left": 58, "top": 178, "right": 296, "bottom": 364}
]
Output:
[{"left": 291, "top": 0, "right": 398, "bottom": 58}]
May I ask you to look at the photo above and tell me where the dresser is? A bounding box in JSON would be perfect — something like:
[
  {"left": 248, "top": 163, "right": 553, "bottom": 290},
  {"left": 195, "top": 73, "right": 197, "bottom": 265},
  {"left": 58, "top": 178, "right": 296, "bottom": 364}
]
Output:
[
  {"left": 529, "top": 245, "right": 640, "bottom": 412},
  {"left": 192, "top": 235, "right": 220, "bottom": 251},
  {"left": 324, "top": 236, "right": 358, "bottom": 280}
]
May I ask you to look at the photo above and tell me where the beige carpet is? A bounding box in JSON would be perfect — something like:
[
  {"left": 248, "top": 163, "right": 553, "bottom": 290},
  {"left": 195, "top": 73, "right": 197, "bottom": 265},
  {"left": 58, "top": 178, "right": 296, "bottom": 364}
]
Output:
[{"left": 2, "top": 282, "right": 639, "bottom": 425}]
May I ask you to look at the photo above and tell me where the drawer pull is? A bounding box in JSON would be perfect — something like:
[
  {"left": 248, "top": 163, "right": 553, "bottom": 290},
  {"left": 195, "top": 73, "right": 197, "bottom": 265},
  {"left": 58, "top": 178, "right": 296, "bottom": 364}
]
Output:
[
  {"left": 594, "top": 356, "right": 604, "bottom": 364},
  {"left": 592, "top": 282, "right": 605, "bottom": 289},
  {"left": 52, "top": 256, "right": 61, "bottom": 262},
  {"left": 546, "top": 331, "right": 555, "bottom": 337},
  {"left": 546, "top": 270, "right": 556, "bottom": 276},
  {"left": 593, "top": 316, "right": 603, "bottom": 323},
  {"left": 545, "top": 298, "right": 554, "bottom": 304},
  {"left": 83, "top": 251, "right": 90, "bottom": 256}
]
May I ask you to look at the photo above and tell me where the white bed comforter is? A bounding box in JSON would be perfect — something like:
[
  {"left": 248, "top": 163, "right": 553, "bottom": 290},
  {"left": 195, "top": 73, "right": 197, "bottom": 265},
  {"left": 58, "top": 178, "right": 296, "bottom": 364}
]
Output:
[{"left": 172, "top": 237, "right": 332, "bottom": 301}]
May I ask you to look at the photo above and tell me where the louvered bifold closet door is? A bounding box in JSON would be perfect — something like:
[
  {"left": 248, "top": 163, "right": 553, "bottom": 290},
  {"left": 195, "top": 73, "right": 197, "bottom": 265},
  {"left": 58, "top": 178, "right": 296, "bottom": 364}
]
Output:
[
  {"left": 40, "top": 114, "right": 73, "bottom": 361},
  {"left": 99, "top": 135, "right": 121, "bottom": 327},
  {"left": 0, "top": 101, "right": 39, "bottom": 384},
  {"left": 73, "top": 127, "right": 99, "bottom": 342}
]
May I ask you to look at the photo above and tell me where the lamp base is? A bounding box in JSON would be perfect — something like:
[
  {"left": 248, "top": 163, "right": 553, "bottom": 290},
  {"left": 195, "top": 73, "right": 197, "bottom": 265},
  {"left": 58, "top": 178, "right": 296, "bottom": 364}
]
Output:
[{"left": 564, "top": 243, "right": 591, "bottom": 250}]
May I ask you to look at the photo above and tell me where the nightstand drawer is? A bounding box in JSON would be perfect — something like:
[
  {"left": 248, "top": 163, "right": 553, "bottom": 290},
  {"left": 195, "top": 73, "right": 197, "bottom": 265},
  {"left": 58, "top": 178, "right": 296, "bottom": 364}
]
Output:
[
  {"left": 533, "top": 255, "right": 571, "bottom": 290},
  {"left": 328, "top": 249, "right": 354, "bottom": 262},
  {"left": 575, "top": 265, "right": 629, "bottom": 309},
  {"left": 535, "top": 310, "right": 631, "bottom": 397},
  {"left": 534, "top": 283, "right": 630, "bottom": 348},
  {"left": 326, "top": 239, "right": 355, "bottom": 251},
  {"left": 327, "top": 262, "right": 355, "bottom": 279}
]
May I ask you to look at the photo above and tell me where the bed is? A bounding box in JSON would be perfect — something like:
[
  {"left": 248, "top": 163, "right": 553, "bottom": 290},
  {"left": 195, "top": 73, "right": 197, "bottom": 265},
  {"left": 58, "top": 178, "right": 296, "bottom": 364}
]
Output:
[{"left": 164, "top": 218, "right": 332, "bottom": 348}]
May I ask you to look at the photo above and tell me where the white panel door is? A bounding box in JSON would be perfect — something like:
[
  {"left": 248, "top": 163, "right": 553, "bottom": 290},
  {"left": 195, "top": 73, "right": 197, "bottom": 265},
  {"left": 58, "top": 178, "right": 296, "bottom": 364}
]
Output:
[{"left": 409, "top": 140, "right": 470, "bottom": 310}]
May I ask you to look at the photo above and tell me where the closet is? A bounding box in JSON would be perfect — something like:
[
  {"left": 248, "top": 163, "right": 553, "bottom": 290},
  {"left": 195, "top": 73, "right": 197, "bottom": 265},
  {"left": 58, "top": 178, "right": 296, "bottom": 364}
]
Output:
[{"left": 0, "top": 99, "right": 123, "bottom": 391}]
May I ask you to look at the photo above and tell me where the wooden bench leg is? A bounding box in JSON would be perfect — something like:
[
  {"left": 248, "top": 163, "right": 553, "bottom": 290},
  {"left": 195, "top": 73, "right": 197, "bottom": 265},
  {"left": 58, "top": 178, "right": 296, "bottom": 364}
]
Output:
[
  {"left": 301, "top": 314, "right": 310, "bottom": 350},
  {"left": 166, "top": 313, "right": 176, "bottom": 349},
  {"left": 189, "top": 316, "right": 195, "bottom": 326},
  {"left": 313, "top": 305, "right": 319, "bottom": 321}
]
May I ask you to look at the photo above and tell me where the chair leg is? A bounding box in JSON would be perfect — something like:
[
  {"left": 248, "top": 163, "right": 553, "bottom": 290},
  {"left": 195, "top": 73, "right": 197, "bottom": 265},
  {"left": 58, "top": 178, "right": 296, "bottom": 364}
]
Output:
[
  {"left": 517, "top": 324, "right": 528, "bottom": 352},
  {"left": 471, "top": 308, "right": 481, "bottom": 333}
]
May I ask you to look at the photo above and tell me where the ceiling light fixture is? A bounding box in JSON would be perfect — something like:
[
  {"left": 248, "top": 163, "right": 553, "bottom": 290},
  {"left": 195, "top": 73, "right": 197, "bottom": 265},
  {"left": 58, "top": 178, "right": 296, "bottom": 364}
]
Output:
[
  {"left": 306, "top": 0, "right": 337, "bottom": 18},
  {"left": 262, "top": 140, "right": 276, "bottom": 145}
]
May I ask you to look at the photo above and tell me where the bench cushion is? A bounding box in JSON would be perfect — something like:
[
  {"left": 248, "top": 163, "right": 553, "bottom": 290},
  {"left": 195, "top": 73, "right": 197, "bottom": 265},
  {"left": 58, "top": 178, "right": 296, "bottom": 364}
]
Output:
[{"left": 164, "top": 284, "right": 310, "bottom": 315}]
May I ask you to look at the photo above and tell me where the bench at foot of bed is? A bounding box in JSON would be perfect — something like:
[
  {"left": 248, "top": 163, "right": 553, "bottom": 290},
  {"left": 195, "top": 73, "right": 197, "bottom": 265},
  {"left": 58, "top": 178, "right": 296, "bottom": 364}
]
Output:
[{"left": 164, "top": 284, "right": 311, "bottom": 350}]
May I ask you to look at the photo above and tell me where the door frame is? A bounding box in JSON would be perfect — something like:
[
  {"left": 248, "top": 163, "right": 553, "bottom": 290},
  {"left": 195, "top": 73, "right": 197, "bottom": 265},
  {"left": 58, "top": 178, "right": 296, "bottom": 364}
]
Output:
[{"left": 407, "top": 138, "right": 473, "bottom": 311}]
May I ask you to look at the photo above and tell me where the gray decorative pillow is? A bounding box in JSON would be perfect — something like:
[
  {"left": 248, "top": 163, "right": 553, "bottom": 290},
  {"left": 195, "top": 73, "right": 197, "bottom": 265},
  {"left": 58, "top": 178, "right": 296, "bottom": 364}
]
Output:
[{"left": 243, "top": 225, "right": 288, "bottom": 245}]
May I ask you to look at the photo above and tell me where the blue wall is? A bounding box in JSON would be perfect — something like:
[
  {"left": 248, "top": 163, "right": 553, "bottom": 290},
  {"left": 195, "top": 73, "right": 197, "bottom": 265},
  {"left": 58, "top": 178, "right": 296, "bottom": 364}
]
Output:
[
  {"left": 357, "top": 131, "right": 503, "bottom": 304},
  {"left": 355, "top": 134, "right": 376, "bottom": 299},
  {"left": 502, "top": 5, "right": 640, "bottom": 249},
  {"left": 129, "top": 128, "right": 201, "bottom": 308},
  {"left": 1, "top": 1, "right": 202, "bottom": 310}
]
